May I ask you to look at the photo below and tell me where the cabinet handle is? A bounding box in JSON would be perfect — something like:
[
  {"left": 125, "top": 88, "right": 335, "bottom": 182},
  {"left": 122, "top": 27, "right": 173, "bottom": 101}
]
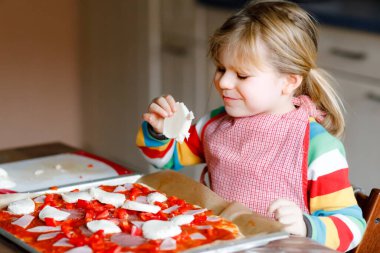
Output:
[
  {"left": 330, "top": 47, "right": 367, "bottom": 61},
  {"left": 366, "top": 91, "right": 380, "bottom": 103}
]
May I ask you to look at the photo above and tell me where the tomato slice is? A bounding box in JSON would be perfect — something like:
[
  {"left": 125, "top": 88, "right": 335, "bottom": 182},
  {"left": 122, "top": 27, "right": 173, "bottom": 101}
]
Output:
[
  {"left": 96, "top": 210, "right": 109, "bottom": 219},
  {"left": 131, "top": 225, "right": 142, "bottom": 236},
  {"left": 114, "top": 208, "right": 128, "bottom": 219},
  {"left": 44, "top": 217, "right": 61, "bottom": 227}
]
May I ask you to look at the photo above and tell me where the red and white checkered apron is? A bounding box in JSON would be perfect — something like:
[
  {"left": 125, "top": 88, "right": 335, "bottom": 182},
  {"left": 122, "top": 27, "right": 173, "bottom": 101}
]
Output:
[{"left": 203, "top": 100, "right": 314, "bottom": 217}]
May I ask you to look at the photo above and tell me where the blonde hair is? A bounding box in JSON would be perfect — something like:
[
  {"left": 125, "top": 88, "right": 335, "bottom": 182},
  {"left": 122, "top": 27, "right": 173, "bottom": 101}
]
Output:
[{"left": 208, "top": 0, "right": 345, "bottom": 137}]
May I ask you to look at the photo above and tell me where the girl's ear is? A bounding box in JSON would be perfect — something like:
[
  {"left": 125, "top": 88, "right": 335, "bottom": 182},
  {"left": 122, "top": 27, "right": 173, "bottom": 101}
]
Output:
[{"left": 282, "top": 74, "right": 303, "bottom": 95}]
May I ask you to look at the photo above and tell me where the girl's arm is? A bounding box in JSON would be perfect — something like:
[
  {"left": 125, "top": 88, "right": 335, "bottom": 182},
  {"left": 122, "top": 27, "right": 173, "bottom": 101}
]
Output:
[
  {"left": 136, "top": 107, "right": 225, "bottom": 170},
  {"left": 304, "top": 119, "right": 366, "bottom": 252}
]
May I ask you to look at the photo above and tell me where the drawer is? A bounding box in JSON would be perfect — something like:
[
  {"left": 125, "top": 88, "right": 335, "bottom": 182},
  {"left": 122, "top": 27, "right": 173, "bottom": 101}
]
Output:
[{"left": 317, "top": 25, "right": 380, "bottom": 80}]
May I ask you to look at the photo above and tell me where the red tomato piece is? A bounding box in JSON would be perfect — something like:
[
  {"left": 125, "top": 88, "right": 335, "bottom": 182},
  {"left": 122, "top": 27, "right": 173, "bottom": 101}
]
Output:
[
  {"left": 131, "top": 225, "right": 142, "bottom": 236},
  {"left": 96, "top": 210, "right": 109, "bottom": 219},
  {"left": 77, "top": 199, "right": 89, "bottom": 209},
  {"left": 44, "top": 217, "right": 60, "bottom": 227},
  {"left": 114, "top": 208, "right": 128, "bottom": 220},
  {"left": 193, "top": 214, "right": 207, "bottom": 224},
  {"left": 128, "top": 187, "right": 142, "bottom": 200},
  {"left": 85, "top": 210, "right": 95, "bottom": 222}
]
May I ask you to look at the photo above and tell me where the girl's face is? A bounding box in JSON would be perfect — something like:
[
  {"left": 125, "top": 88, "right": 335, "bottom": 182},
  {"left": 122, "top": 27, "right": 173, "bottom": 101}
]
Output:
[{"left": 213, "top": 43, "right": 293, "bottom": 118}]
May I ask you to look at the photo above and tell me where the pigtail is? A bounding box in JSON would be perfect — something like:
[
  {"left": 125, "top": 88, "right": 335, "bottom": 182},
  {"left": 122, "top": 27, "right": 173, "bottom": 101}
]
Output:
[{"left": 297, "top": 68, "right": 345, "bottom": 137}]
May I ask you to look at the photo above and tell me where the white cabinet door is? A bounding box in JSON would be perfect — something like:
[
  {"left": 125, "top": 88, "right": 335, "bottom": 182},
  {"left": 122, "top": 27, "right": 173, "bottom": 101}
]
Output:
[{"left": 332, "top": 71, "right": 380, "bottom": 193}]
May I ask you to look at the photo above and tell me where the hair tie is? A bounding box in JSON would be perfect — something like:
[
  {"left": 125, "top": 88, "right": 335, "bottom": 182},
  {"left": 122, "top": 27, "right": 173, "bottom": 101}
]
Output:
[{"left": 292, "top": 95, "right": 326, "bottom": 123}]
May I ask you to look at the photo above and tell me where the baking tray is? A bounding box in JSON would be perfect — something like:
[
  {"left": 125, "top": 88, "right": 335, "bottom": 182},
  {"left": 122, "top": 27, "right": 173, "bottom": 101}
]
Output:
[
  {"left": 0, "top": 152, "right": 134, "bottom": 193},
  {"left": 0, "top": 174, "right": 289, "bottom": 253}
]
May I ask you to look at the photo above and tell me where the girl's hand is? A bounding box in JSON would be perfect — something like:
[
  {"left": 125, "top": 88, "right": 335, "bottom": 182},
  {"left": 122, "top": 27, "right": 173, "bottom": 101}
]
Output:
[
  {"left": 143, "top": 95, "right": 177, "bottom": 134},
  {"left": 268, "top": 199, "right": 307, "bottom": 237}
]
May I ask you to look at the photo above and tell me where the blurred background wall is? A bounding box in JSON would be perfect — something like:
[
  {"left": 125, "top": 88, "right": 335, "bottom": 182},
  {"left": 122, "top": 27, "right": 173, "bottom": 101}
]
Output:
[{"left": 0, "top": 0, "right": 82, "bottom": 149}]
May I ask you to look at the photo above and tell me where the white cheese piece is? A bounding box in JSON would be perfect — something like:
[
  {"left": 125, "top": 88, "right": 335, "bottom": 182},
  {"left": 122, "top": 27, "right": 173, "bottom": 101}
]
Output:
[
  {"left": 142, "top": 220, "right": 181, "bottom": 240},
  {"left": 190, "top": 232, "right": 207, "bottom": 240},
  {"left": 162, "top": 205, "right": 179, "bottom": 214},
  {"left": 123, "top": 183, "right": 134, "bottom": 190},
  {"left": 135, "top": 196, "right": 148, "bottom": 204},
  {"left": 170, "top": 214, "right": 194, "bottom": 226},
  {"left": 27, "top": 226, "right": 61, "bottom": 233},
  {"left": 65, "top": 245, "right": 93, "bottom": 253},
  {"left": 90, "top": 187, "right": 125, "bottom": 207},
  {"left": 11, "top": 214, "right": 35, "bottom": 228},
  {"left": 110, "top": 233, "right": 146, "bottom": 247},
  {"left": 61, "top": 191, "right": 93, "bottom": 203},
  {"left": 53, "top": 238, "right": 73, "bottom": 247},
  {"left": 206, "top": 216, "right": 221, "bottom": 222},
  {"left": 196, "top": 225, "right": 213, "bottom": 230},
  {"left": 159, "top": 237, "right": 177, "bottom": 251},
  {"left": 33, "top": 195, "right": 46, "bottom": 203},
  {"left": 113, "top": 185, "right": 126, "bottom": 192},
  {"left": 37, "top": 232, "right": 60, "bottom": 241},
  {"left": 130, "top": 220, "right": 145, "bottom": 228},
  {"left": 183, "top": 208, "right": 207, "bottom": 216},
  {"left": 163, "top": 102, "right": 195, "bottom": 143},
  {"left": 146, "top": 192, "right": 167, "bottom": 204},
  {"left": 86, "top": 220, "right": 121, "bottom": 234},
  {"left": 122, "top": 200, "right": 160, "bottom": 214},
  {"left": 7, "top": 198, "right": 35, "bottom": 215},
  {"left": 39, "top": 206, "right": 70, "bottom": 221}
]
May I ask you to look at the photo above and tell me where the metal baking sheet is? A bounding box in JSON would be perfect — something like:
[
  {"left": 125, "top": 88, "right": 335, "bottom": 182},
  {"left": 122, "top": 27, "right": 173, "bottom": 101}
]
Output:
[
  {"left": 1, "top": 174, "right": 289, "bottom": 253},
  {"left": 183, "top": 232, "right": 289, "bottom": 253}
]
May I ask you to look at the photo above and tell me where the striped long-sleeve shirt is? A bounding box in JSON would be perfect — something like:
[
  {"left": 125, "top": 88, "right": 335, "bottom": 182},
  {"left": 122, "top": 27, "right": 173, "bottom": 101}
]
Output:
[{"left": 136, "top": 107, "right": 366, "bottom": 251}]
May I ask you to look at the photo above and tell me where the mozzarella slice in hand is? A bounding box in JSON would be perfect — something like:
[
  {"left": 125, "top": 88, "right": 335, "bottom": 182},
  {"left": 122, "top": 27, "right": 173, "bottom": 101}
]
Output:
[
  {"left": 142, "top": 220, "right": 181, "bottom": 240},
  {"left": 39, "top": 206, "right": 70, "bottom": 221},
  {"left": 87, "top": 220, "right": 121, "bottom": 234},
  {"left": 163, "top": 102, "right": 194, "bottom": 143},
  {"left": 61, "top": 191, "right": 93, "bottom": 203},
  {"left": 146, "top": 192, "right": 167, "bottom": 204},
  {"left": 90, "top": 187, "right": 125, "bottom": 207},
  {"left": 170, "top": 214, "right": 194, "bottom": 226},
  {"left": 7, "top": 198, "right": 35, "bottom": 215},
  {"left": 122, "top": 200, "right": 160, "bottom": 214}
]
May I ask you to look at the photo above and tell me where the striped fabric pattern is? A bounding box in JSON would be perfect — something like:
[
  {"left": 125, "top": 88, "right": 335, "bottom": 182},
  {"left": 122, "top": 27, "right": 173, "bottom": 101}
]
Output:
[
  {"left": 136, "top": 109, "right": 366, "bottom": 252},
  {"left": 304, "top": 119, "right": 366, "bottom": 251}
]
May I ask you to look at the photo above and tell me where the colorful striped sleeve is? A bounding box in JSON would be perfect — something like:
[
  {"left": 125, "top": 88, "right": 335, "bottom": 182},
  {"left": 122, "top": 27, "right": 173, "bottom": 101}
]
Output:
[
  {"left": 304, "top": 118, "right": 366, "bottom": 252},
  {"left": 136, "top": 107, "right": 226, "bottom": 170}
]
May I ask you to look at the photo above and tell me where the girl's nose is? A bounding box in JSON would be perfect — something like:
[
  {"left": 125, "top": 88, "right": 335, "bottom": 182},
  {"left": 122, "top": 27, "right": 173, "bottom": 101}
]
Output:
[{"left": 218, "top": 72, "right": 235, "bottom": 89}]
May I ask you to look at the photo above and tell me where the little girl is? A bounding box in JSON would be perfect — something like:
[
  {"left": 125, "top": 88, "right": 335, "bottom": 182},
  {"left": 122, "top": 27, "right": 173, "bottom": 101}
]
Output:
[{"left": 136, "top": 0, "right": 365, "bottom": 251}]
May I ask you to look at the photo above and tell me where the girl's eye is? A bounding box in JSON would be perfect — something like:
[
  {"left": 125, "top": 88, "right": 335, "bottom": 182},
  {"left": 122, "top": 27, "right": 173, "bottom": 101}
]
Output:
[{"left": 237, "top": 73, "right": 248, "bottom": 80}]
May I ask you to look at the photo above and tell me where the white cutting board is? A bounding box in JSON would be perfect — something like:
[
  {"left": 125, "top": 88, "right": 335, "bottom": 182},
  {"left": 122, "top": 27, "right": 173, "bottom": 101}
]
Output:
[{"left": 0, "top": 153, "right": 122, "bottom": 192}]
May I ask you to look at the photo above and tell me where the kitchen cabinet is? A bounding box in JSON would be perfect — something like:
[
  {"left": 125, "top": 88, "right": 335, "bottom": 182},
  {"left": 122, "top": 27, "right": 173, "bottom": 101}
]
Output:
[{"left": 318, "top": 25, "right": 380, "bottom": 193}]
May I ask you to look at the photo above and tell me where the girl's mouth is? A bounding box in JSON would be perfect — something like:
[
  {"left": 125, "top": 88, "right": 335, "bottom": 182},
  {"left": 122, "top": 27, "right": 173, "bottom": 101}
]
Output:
[{"left": 223, "top": 96, "right": 240, "bottom": 101}]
